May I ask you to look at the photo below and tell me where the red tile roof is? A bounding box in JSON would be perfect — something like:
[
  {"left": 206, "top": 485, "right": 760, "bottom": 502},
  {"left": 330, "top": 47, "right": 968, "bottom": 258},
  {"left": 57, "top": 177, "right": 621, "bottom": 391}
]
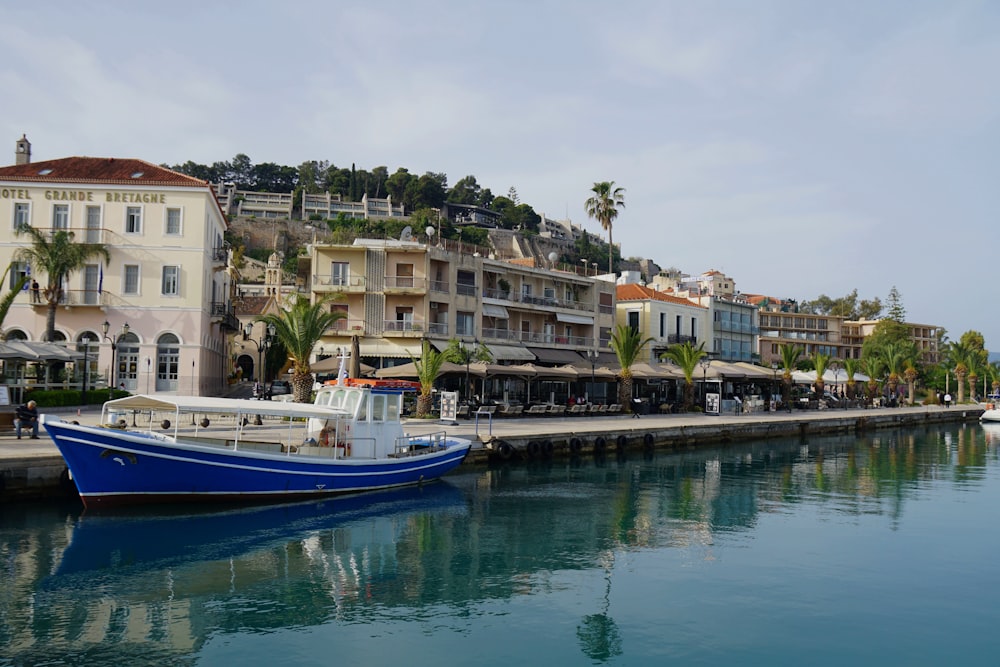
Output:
[
  {"left": 616, "top": 283, "right": 706, "bottom": 308},
  {"left": 0, "top": 157, "right": 210, "bottom": 188}
]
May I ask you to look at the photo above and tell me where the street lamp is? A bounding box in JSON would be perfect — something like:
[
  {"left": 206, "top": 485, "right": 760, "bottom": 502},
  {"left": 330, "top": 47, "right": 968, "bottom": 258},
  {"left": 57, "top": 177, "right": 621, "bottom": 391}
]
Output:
[
  {"left": 770, "top": 361, "right": 779, "bottom": 411},
  {"left": 585, "top": 348, "right": 599, "bottom": 402},
  {"left": 101, "top": 320, "right": 129, "bottom": 399},
  {"left": 79, "top": 334, "right": 96, "bottom": 407},
  {"left": 699, "top": 356, "right": 712, "bottom": 413},
  {"left": 464, "top": 338, "right": 478, "bottom": 403},
  {"left": 243, "top": 321, "right": 276, "bottom": 385}
]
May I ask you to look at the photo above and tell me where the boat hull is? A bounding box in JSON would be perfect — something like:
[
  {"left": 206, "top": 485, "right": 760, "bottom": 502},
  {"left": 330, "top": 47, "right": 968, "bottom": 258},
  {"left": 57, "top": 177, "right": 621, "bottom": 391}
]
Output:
[
  {"left": 980, "top": 409, "right": 1000, "bottom": 423},
  {"left": 43, "top": 419, "right": 471, "bottom": 509}
]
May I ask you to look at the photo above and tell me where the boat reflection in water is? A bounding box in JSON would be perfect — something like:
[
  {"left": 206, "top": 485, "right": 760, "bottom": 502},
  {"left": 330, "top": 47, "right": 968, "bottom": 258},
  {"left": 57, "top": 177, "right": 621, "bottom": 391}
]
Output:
[{"left": 30, "top": 482, "right": 468, "bottom": 664}]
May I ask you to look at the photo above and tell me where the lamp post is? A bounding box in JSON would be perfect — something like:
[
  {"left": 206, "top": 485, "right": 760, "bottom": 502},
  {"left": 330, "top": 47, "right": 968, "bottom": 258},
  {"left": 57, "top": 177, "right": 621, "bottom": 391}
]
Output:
[
  {"left": 464, "top": 338, "right": 478, "bottom": 403},
  {"left": 79, "top": 336, "right": 94, "bottom": 407},
  {"left": 243, "top": 322, "right": 276, "bottom": 385},
  {"left": 101, "top": 320, "right": 129, "bottom": 399},
  {"left": 770, "top": 361, "right": 779, "bottom": 411},
  {"left": 699, "top": 356, "right": 712, "bottom": 413},
  {"left": 586, "top": 349, "right": 599, "bottom": 402}
]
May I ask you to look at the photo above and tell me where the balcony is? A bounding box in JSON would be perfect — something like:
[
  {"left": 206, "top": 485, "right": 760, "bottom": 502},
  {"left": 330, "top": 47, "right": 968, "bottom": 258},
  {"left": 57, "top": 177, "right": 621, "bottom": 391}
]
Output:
[
  {"left": 430, "top": 280, "right": 450, "bottom": 294},
  {"left": 427, "top": 322, "right": 449, "bottom": 335},
  {"left": 313, "top": 274, "right": 366, "bottom": 293},
  {"left": 455, "top": 283, "right": 477, "bottom": 298},
  {"left": 210, "top": 302, "right": 241, "bottom": 332},
  {"left": 27, "top": 289, "right": 105, "bottom": 308},
  {"left": 324, "top": 318, "right": 366, "bottom": 335},
  {"left": 668, "top": 334, "right": 698, "bottom": 345},
  {"left": 484, "top": 286, "right": 595, "bottom": 314},
  {"left": 383, "top": 319, "right": 425, "bottom": 336},
  {"left": 211, "top": 246, "right": 228, "bottom": 262},
  {"left": 384, "top": 276, "right": 427, "bottom": 294}
]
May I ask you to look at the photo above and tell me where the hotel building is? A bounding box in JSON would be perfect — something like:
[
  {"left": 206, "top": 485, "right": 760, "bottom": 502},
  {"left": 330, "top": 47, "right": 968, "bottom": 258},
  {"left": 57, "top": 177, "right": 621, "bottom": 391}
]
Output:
[{"left": 0, "top": 136, "right": 237, "bottom": 396}]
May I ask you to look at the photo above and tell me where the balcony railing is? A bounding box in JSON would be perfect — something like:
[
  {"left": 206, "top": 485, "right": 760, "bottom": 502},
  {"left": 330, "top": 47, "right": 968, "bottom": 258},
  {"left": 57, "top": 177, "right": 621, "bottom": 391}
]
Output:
[
  {"left": 383, "top": 319, "right": 425, "bottom": 334},
  {"left": 313, "top": 274, "right": 366, "bottom": 291},
  {"left": 482, "top": 286, "right": 595, "bottom": 314},
  {"left": 455, "top": 283, "right": 477, "bottom": 297},
  {"left": 430, "top": 280, "right": 450, "bottom": 294},
  {"left": 668, "top": 334, "right": 698, "bottom": 345},
  {"left": 210, "top": 302, "right": 241, "bottom": 332},
  {"left": 481, "top": 327, "right": 588, "bottom": 346},
  {"left": 384, "top": 276, "right": 427, "bottom": 291},
  {"left": 324, "top": 319, "right": 366, "bottom": 334},
  {"left": 427, "top": 322, "right": 449, "bottom": 335},
  {"left": 211, "top": 246, "right": 228, "bottom": 262}
]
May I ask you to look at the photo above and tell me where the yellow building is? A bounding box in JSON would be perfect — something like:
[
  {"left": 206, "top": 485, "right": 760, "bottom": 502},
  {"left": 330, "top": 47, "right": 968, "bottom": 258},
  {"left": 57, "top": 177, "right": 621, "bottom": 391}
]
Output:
[
  {"left": 0, "top": 137, "right": 236, "bottom": 396},
  {"left": 301, "top": 238, "right": 616, "bottom": 368}
]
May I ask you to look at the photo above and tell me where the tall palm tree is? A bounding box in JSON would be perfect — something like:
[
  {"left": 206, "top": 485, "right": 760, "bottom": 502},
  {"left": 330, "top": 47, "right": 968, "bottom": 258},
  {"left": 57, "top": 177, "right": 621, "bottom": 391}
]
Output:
[
  {"left": 946, "top": 341, "right": 973, "bottom": 403},
  {"left": 14, "top": 226, "right": 109, "bottom": 342},
  {"left": 412, "top": 339, "right": 447, "bottom": 417},
  {"left": 779, "top": 344, "right": 803, "bottom": 408},
  {"left": 258, "top": 294, "right": 344, "bottom": 402},
  {"left": 584, "top": 181, "right": 625, "bottom": 275},
  {"left": 810, "top": 352, "right": 832, "bottom": 398},
  {"left": 861, "top": 356, "right": 884, "bottom": 406},
  {"left": 878, "top": 342, "right": 911, "bottom": 403},
  {"left": 660, "top": 341, "right": 707, "bottom": 411},
  {"left": 609, "top": 324, "right": 653, "bottom": 412}
]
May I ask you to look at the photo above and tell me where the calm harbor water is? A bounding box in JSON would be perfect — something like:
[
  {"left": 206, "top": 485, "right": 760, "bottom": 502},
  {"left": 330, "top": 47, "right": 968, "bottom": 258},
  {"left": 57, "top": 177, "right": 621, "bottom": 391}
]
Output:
[{"left": 3, "top": 424, "right": 1000, "bottom": 666}]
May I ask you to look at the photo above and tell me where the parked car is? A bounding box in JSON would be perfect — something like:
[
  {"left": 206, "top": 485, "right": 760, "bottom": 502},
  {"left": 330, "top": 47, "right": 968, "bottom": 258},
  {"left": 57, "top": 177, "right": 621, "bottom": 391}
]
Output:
[{"left": 268, "top": 380, "right": 291, "bottom": 396}]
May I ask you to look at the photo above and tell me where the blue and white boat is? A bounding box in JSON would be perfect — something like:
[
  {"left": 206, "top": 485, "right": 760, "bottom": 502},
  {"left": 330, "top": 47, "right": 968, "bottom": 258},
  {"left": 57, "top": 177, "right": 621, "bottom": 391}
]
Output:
[{"left": 41, "top": 380, "right": 471, "bottom": 509}]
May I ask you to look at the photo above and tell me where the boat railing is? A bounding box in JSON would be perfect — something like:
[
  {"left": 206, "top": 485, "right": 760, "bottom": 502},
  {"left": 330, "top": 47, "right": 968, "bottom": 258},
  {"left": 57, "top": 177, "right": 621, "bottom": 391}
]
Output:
[{"left": 392, "top": 431, "right": 451, "bottom": 457}]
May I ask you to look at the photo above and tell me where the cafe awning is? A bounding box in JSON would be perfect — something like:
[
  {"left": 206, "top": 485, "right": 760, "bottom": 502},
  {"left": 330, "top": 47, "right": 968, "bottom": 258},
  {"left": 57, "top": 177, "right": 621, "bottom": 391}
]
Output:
[
  {"left": 555, "top": 312, "right": 594, "bottom": 325},
  {"left": 358, "top": 340, "right": 423, "bottom": 358},
  {"left": 528, "top": 347, "right": 585, "bottom": 365},
  {"left": 485, "top": 343, "right": 535, "bottom": 361},
  {"left": 482, "top": 304, "right": 510, "bottom": 319}
]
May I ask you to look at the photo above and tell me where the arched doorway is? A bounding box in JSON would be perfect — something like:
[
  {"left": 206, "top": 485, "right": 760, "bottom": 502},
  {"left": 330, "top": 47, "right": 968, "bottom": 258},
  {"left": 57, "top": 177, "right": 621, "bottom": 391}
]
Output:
[
  {"left": 237, "top": 354, "right": 255, "bottom": 382},
  {"left": 156, "top": 333, "right": 180, "bottom": 392}
]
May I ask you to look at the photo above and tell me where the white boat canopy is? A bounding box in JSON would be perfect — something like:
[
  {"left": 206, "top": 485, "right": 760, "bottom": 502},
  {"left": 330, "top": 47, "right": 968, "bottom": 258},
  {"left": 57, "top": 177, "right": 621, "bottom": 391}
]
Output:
[{"left": 102, "top": 394, "right": 347, "bottom": 419}]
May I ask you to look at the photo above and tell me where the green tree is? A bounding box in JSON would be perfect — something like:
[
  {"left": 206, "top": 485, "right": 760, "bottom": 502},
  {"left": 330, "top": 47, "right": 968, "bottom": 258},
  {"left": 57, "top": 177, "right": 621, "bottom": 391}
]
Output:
[
  {"left": 660, "top": 341, "right": 707, "bottom": 411},
  {"left": 443, "top": 338, "right": 493, "bottom": 399},
  {"left": 14, "top": 227, "right": 109, "bottom": 342},
  {"left": 609, "top": 324, "right": 653, "bottom": 411},
  {"left": 257, "top": 294, "right": 345, "bottom": 402},
  {"left": 885, "top": 286, "right": 906, "bottom": 322},
  {"left": 779, "top": 344, "right": 803, "bottom": 406},
  {"left": 585, "top": 181, "right": 625, "bottom": 275},
  {"left": 412, "top": 339, "right": 447, "bottom": 417}
]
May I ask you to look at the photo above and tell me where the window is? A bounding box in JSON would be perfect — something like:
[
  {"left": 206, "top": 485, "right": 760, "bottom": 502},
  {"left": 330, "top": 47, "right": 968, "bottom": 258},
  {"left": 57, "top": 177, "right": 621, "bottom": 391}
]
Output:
[
  {"left": 52, "top": 204, "right": 69, "bottom": 230},
  {"left": 627, "top": 310, "right": 640, "bottom": 332},
  {"left": 456, "top": 311, "right": 474, "bottom": 336},
  {"left": 331, "top": 261, "right": 349, "bottom": 286},
  {"left": 161, "top": 266, "right": 179, "bottom": 295},
  {"left": 13, "top": 203, "right": 29, "bottom": 229},
  {"left": 9, "top": 262, "right": 28, "bottom": 289},
  {"left": 124, "top": 265, "right": 140, "bottom": 295},
  {"left": 85, "top": 206, "right": 101, "bottom": 243},
  {"left": 659, "top": 312, "right": 666, "bottom": 338},
  {"left": 125, "top": 206, "right": 142, "bottom": 234},
  {"left": 165, "top": 208, "right": 181, "bottom": 235}
]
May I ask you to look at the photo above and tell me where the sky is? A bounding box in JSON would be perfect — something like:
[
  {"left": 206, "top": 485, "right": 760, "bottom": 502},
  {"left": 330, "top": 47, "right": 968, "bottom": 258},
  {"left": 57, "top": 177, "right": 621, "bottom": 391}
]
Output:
[{"left": 3, "top": 1, "right": 998, "bottom": 348}]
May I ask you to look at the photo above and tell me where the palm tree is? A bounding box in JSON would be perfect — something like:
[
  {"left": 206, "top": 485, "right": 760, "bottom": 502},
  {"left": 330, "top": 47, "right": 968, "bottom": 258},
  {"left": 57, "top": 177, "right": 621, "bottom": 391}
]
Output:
[
  {"left": 0, "top": 264, "right": 29, "bottom": 331},
  {"left": 861, "top": 356, "right": 884, "bottom": 406},
  {"left": 842, "top": 357, "right": 860, "bottom": 401},
  {"left": 903, "top": 362, "right": 919, "bottom": 405},
  {"left": 258, "top": 294, "right": 344, "bottom": 402},
  {"left": 412, "top": 339, "right": 447, "bottom": 417},
  {"left": 609, "top": 324, "right": 653, "bottom": 412},
  {"left": 878, "top": 342, "right": 910, "bottom": 403},
  {"left": 946, "top": 341, "right": 973, "bottom": 404},
  {"left": 811, "top": 352, "right": 832, "bottom": 398},
  {"left": 443, "top": 338, "right": 493, "bottom": 401},
  {"left": 14, "top": 226, "right": 109, "bottom": 342},
  {"left": 584, "top": 181, "right": 625, "bottom": 275},
  {"left": 660, "top": 341, "right": 707, "bottom": 411},
  {"left": 779, "top": 344, "right": 803, "bottom": 408}
]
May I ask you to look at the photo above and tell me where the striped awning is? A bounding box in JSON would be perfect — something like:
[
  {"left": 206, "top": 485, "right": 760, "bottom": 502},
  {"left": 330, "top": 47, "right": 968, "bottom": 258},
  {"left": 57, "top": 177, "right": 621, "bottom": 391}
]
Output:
[{"left": 483, "top": 304, "right": 510, "bottom": 319}]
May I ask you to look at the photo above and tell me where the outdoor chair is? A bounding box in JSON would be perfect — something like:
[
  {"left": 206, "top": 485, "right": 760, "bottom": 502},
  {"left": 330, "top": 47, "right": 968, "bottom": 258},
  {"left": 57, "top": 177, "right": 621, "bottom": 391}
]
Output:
[
  {"left": 547, "top": 404, "right": 566, "bottom": 416},
  {"left": 526, "top": 405, "right": 549, "bottom": 416}
]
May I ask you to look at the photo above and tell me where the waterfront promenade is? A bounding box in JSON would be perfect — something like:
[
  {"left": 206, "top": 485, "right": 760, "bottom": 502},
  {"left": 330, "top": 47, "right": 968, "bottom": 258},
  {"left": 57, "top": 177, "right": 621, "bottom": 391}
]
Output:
[{"left": 0, "top": 403, "right": 984, "bottom": 500}]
